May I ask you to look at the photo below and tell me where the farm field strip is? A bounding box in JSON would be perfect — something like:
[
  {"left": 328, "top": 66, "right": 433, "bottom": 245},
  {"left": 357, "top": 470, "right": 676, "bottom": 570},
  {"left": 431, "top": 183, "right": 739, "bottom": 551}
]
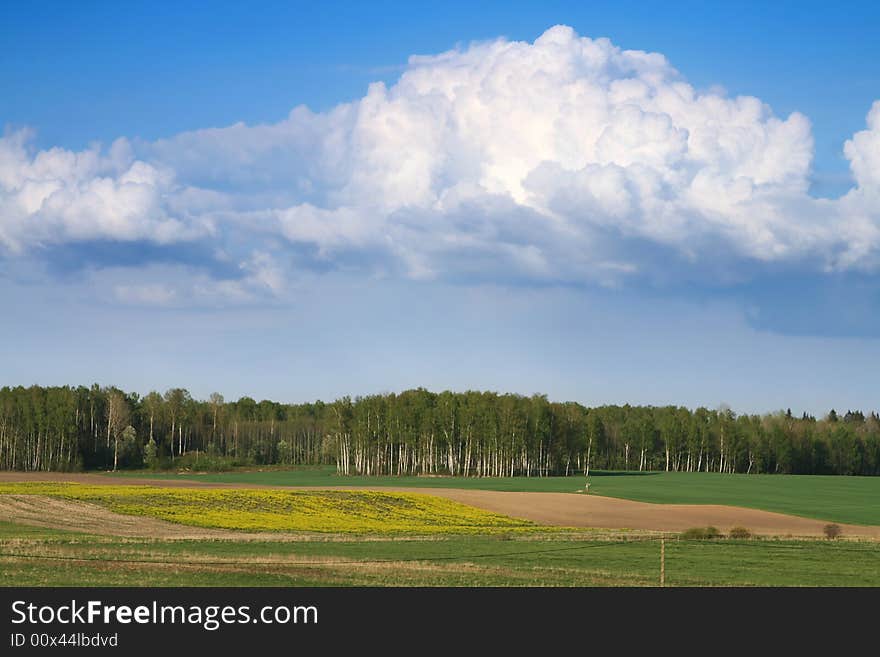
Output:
[
  {"left": 97, "top": 467, "right": 880, "bottom": 527},
  {"left": 0, "top": 483, "right": 540, "bottom": 535},
  {"left": 2, "top": 473, "right": 878, "bottom": 537},
  {"left": 2, "top": 521, "right": 880, "bottom": 587}
]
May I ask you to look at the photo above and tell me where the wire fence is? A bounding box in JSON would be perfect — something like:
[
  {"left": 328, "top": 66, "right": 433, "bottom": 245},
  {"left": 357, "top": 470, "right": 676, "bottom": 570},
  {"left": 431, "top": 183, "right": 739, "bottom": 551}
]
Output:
[{"left": 1, "top": 533, "right": 877, "bottom": 572}]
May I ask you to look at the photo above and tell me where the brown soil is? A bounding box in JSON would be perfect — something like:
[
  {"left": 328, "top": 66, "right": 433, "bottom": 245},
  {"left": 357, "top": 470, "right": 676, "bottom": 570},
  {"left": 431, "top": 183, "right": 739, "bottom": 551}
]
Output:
[
  {"left": 422, "top": 488, "right": 880, "bottom": 538},
  {"left": 0, "top": 495, "right": 259, "bottom": 539},
  {"left": 1, "top": 472, "right": 877, "bottom": 539}
]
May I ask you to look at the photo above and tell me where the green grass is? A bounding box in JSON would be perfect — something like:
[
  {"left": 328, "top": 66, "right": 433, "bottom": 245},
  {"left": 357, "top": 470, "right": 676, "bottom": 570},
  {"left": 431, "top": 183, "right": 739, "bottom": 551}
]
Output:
[
  {"left": 1, "top": 520, "right": 878, "bottom": 586},
  {"left": 589, "top": 471, "right": 880, "bottom": 526},
  {"left": 108, "top": 467, "right": 880, "bottom": 526},
  {"left": 0, "top": 521, "right": 89, "bottom": 540}
]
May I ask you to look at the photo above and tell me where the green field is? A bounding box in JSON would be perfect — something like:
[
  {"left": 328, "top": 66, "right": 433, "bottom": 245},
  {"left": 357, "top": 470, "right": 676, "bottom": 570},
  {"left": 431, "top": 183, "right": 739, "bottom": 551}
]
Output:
[
  {"left": 1, "top": 521, "right": 878, "bottom": 586},
  {"left": 112, "top": 467, "right": 880, "bottom": 526}
]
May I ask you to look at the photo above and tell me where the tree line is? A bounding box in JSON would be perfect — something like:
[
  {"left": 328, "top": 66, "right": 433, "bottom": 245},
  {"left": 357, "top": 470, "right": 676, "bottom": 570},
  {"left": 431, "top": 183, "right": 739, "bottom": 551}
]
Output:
[{"left": 1, "top": 384, "right": 879, "bottom": 476}]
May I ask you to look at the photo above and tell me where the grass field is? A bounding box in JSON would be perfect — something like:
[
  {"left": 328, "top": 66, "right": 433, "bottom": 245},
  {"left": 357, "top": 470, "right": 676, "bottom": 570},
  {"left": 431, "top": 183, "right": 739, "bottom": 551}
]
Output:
[
  {"left": 3, "top": 482, "right": 879, "bottom": 586},
  {"left": 2, "top": 521, "right": 879, "bottom": 586},
  {"left": 112, "top": 466, "right": 880, "bottom": 526}
]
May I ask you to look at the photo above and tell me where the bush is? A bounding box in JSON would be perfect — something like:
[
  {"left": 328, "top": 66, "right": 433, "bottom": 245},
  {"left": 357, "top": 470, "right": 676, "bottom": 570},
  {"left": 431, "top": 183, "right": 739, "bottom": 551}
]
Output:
[
  {"left": 823, "top": 524, "right": 842, "bottom": 540},
  {"left": 681, "top": 526, "right": 721, "bottom": 540},
  {"left": 143, "top": 438, "right": 159, "bottom": 470},
  {"left": 728, "top": 526, "right": 752, "bottom": 539},
  {"left": 145, "top": 452, "right": 254, "bottom": 473},
  {"left": 176, "top": 452, "right": 253, "bottom": 472}
]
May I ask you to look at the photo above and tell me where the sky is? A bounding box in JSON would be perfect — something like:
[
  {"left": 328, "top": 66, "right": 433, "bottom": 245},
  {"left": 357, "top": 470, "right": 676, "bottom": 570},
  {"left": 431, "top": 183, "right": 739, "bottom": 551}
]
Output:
[{"left": 1, "top": 1, "right": 879, "bottom": 415}]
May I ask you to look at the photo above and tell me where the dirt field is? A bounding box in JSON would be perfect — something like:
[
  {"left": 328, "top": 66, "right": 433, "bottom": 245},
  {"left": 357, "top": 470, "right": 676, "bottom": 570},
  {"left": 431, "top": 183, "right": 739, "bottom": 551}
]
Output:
[
  {"left": 0, "top": 495, "right": 236, "bottom": 539},
  {"left": 1, "top": 472, "right": 878, "bottom": 538}
]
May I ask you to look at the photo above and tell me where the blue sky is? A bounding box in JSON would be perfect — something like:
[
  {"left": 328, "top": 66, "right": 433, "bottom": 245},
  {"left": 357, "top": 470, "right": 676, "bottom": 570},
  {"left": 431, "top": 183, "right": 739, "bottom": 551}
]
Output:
[
  {"left": 4, "top": 1, "right": 877, "bottom": 192},
  {"left": 1, "top": 2, "right": 879, "bottom": 414}
]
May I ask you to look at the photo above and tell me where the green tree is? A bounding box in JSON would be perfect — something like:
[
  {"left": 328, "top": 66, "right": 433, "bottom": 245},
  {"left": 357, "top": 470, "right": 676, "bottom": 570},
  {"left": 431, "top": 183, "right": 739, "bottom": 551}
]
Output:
[{"left": 144, "top": 437, "right": 159, "bottom": 470}]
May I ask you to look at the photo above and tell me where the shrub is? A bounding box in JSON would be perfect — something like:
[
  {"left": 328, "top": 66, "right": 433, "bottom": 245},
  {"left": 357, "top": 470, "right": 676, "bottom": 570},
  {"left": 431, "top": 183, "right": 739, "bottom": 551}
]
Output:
[
  {"left": 681, "top": 526, "right": 721, "bottom": 540},
  {"left": 143, "top": 438, "right": 159, "bottom": 470},
  {"left": 170, "top": 452, "right": 253, "bottom": 472},
  {"left": 728, "top": 526, "right": 752, "bottom": 539},
  {"left": 823, "top": 524, "right": 842, "bottom": 540}
]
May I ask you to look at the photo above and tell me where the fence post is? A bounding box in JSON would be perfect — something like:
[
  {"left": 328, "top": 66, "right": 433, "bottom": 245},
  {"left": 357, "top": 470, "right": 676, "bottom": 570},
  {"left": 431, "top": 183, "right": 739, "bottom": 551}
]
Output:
[{"left": 660, "top": 537, "right": 665, "bottom": 587}]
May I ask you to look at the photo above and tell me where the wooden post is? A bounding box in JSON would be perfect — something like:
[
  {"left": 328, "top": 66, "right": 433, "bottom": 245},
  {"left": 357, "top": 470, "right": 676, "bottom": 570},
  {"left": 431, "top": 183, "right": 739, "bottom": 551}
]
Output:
[{"left": 660, "top": 538, "right": 665, "bottom": 587}]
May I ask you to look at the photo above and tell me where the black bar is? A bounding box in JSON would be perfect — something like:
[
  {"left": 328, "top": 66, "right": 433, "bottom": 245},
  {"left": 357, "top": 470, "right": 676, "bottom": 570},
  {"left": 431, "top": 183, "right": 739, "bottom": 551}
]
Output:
[{"left": 0, "top": 587, "right": 876, "bottom": 652}]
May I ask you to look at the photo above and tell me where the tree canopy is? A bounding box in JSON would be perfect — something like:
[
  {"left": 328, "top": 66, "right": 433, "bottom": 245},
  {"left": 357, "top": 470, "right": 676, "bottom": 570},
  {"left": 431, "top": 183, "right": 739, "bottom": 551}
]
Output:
[{"left": 1, "top": 385, "right": 878, "bottom": 476}]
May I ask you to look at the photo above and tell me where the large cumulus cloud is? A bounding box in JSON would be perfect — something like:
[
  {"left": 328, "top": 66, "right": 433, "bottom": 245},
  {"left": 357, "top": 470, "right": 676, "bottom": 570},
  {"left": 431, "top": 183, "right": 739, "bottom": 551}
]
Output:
[{"left": 2, "top": 25, "right": 880, "bottom": 296}]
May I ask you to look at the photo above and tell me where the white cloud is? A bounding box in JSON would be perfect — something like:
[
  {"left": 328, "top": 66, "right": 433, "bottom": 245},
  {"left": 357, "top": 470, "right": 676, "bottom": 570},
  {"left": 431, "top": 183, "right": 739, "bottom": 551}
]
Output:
[
  {"left": 0, "top": 131, "right": 209, "bottom": 251},
  {"left": 2, "top": 25, "right": 880, "bottom": 291},
  {"left": 845, "top": 101, "right": 880, "bottom": 191},
  {"left": 100, "top": 250, "right": 288, "bottom": 308}
]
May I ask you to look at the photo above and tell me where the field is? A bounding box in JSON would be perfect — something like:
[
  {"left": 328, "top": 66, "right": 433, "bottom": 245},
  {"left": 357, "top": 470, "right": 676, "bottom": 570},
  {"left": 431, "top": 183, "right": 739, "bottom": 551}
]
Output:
[
  {"left": 3, "top": 520, "right": 880, "bottom": 587},
  {"left": 0, "top": 483, "right": 536, "bottom": 534},
  {"left": 2, "top": 471, "right": 880, "bottom": 586},
  {"left": 111, "top": 466, "right": 880, "bottom": 526}
]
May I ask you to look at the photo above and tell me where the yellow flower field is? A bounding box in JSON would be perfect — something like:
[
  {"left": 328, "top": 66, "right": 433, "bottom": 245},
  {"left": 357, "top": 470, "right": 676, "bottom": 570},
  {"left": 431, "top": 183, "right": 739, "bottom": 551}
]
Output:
[{"left": 0, "top": 483, "right": 537, "bottom": 534}]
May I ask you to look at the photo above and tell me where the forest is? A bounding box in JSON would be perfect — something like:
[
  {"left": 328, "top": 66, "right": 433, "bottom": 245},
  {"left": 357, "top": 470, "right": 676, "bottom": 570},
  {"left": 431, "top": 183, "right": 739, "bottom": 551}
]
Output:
[{"left": 0, "top": 385, "right": 878, "bottom": 476}]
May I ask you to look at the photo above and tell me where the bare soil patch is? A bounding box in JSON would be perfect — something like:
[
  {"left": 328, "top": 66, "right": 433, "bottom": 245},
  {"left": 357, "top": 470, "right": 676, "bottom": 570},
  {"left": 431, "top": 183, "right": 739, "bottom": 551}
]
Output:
[
  {"left": 417, "top": 488, "right": 880, "bottom": 539},
  {"left": 0, "top": 495, "right": 239, "bottom": 539},
  {"left": 0, "top": 494, "right": 339, "bottom": 541}
]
